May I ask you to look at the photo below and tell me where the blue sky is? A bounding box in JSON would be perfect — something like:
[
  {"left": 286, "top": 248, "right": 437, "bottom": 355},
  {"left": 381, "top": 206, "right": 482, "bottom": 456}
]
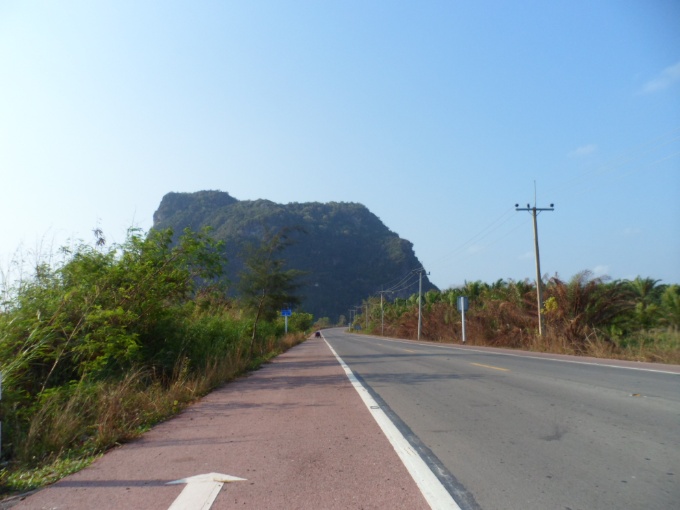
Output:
[{"left": 1, "top": 1, "right": 679, "bottom": 291}]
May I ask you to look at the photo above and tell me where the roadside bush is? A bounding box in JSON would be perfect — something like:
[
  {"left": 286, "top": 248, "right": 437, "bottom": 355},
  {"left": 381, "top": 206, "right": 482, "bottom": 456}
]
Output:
[
  {"left": 0, "top": 225, "right": 311, "bottom": 496},
  {"left": 1, "top": 227, "right": 235, "bottom": 466}
]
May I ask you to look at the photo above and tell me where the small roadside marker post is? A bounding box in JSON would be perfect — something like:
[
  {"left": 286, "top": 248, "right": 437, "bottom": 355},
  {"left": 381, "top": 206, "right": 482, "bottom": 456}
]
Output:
[
  {"left": 281, "top": 308, "right": 292, "bottom": 334},
  {"left": 457, "top": 296, "right": 469, "bottom": 343}
]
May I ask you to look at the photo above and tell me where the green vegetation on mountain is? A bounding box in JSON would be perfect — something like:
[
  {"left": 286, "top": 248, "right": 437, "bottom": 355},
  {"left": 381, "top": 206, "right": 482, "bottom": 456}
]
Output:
[{"left": 152, "top": 190, "right": 438, "bottom": 320}]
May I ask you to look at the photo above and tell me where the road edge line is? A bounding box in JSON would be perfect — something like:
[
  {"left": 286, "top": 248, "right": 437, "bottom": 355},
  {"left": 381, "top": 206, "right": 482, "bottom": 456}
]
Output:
[{"left": 323, "top": 338, "right": 463, "bottom": 510}]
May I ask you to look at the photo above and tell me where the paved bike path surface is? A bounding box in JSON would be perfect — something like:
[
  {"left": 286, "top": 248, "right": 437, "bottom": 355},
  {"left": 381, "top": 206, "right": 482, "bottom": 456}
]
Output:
[{"left": 11, "top": 338, "right": 429, "bottom": 510}]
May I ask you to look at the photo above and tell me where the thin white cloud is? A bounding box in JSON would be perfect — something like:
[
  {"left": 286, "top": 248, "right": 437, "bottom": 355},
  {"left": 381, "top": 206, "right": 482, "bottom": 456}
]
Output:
[
  {"left": 569, "top": 144, "right": 598, "bottom": 158},
  {"left": 623, "top": 227, "right": 642, "bottom": 236},
  {"left": 641, "top": 61, "right": 680, "bottom": 94},
  {"left": 592, "top": 265, "right": 610, "bottom": 278},
  {"left": 519, "top": 251, "right": 533, "bottom": 260}
]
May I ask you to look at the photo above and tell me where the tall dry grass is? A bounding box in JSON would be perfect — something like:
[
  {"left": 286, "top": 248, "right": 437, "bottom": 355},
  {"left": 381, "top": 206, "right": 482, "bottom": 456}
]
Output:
[
  {"left": 7, "top": 331, "right": 306, "bottom": 471},
  {"left": 367, "top": 276, "right": 679, "bottom": 364}
]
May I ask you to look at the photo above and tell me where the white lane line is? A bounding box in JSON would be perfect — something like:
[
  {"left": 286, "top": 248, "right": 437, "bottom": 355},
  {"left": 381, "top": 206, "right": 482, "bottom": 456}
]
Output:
[{"left": 323, "top": 338, "right": 462, "bottom": 510}]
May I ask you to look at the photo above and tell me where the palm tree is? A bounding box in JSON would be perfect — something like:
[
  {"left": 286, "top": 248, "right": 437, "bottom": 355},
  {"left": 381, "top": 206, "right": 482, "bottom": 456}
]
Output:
[
  {"left": 506, "top": 279, "right": 534, "bottom": 309},
  {"left": 626, "top": 277, "right": 663, "bottom": 329},
  {"left": 461, "top": 280, "right": 485, "bottom": 303},
  {"left": 661, "top": 285, "right": 680, "bottom": 328},
  {"left": 544, "top": 271, "right": 633, "bottom": 346}
]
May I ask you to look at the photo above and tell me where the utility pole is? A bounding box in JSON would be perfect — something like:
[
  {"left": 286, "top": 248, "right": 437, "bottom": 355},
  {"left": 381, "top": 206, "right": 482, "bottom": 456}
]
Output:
[
  {"left": 416, "top": 268, "right": 430, "bottom": 340},
  {"left": 515, "top": 200, "right": 554, "bottom": 336},
  {"left": 378, "top": 290, "right": 390, "bottom": 336},
  {"left": 352, "top": 307, "right": 360, "bottom": 330}
]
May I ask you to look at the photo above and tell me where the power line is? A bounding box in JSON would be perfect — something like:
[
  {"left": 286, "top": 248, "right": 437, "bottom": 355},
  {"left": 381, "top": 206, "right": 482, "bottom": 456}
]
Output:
[
  {"left": 367, "top": 130, "right": 678, "bottom": 310},
  {"left": 427, "top": 129, "right": 680, "bottom": 285},
  {"left": 428, "top": 207, "right": 517, "bottom": 269},
  {"left": 382, "top": 269, "right": 420, "bottom": 293}
]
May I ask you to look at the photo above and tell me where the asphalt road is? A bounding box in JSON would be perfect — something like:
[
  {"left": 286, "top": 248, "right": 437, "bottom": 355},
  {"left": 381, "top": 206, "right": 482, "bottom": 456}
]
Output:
[{"left": 324, "top": 328, "right": 680, "bottom": 510}]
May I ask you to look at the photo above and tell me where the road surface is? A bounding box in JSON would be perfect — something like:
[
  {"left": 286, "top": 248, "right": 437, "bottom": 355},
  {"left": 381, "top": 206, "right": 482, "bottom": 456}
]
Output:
[
  {"left": 324, "top": 328, "right": 680, "bottom": 509},
  {"left": 9, "top": 329, "right": 679, "bottom": 509}
]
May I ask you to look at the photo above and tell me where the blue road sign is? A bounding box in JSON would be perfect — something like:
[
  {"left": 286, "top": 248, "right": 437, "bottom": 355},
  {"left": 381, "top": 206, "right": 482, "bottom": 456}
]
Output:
[{"left": 457, "top": 296, "right": 469, "bottom": 312}]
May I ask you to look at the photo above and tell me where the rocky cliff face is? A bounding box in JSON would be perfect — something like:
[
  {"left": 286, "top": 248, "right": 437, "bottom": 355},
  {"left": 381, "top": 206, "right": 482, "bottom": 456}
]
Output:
[{"left": 152, "top": 190, "right": 437, "bottom": 320}]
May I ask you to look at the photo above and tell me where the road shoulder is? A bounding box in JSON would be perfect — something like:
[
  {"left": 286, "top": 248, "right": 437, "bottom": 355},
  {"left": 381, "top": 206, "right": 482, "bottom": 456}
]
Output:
[{"left": 12, "top": 339, "right": 430, "bottom": 510}]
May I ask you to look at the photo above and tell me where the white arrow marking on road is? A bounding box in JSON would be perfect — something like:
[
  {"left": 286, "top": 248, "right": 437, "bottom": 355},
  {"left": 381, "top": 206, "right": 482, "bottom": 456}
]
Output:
[{"left": 166, "top": 472, "right": 246, "bottom": 510}]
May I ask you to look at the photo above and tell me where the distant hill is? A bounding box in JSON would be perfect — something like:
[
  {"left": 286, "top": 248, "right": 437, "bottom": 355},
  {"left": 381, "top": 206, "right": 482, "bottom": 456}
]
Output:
[{"left": 152, "top": 190, "right": 437, "bottom": 321}]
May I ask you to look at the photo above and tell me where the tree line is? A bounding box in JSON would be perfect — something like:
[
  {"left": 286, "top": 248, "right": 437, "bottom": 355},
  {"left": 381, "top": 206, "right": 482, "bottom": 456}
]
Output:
[{"left": 354, "top": 272, "right": 680, "bottom": 363}]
